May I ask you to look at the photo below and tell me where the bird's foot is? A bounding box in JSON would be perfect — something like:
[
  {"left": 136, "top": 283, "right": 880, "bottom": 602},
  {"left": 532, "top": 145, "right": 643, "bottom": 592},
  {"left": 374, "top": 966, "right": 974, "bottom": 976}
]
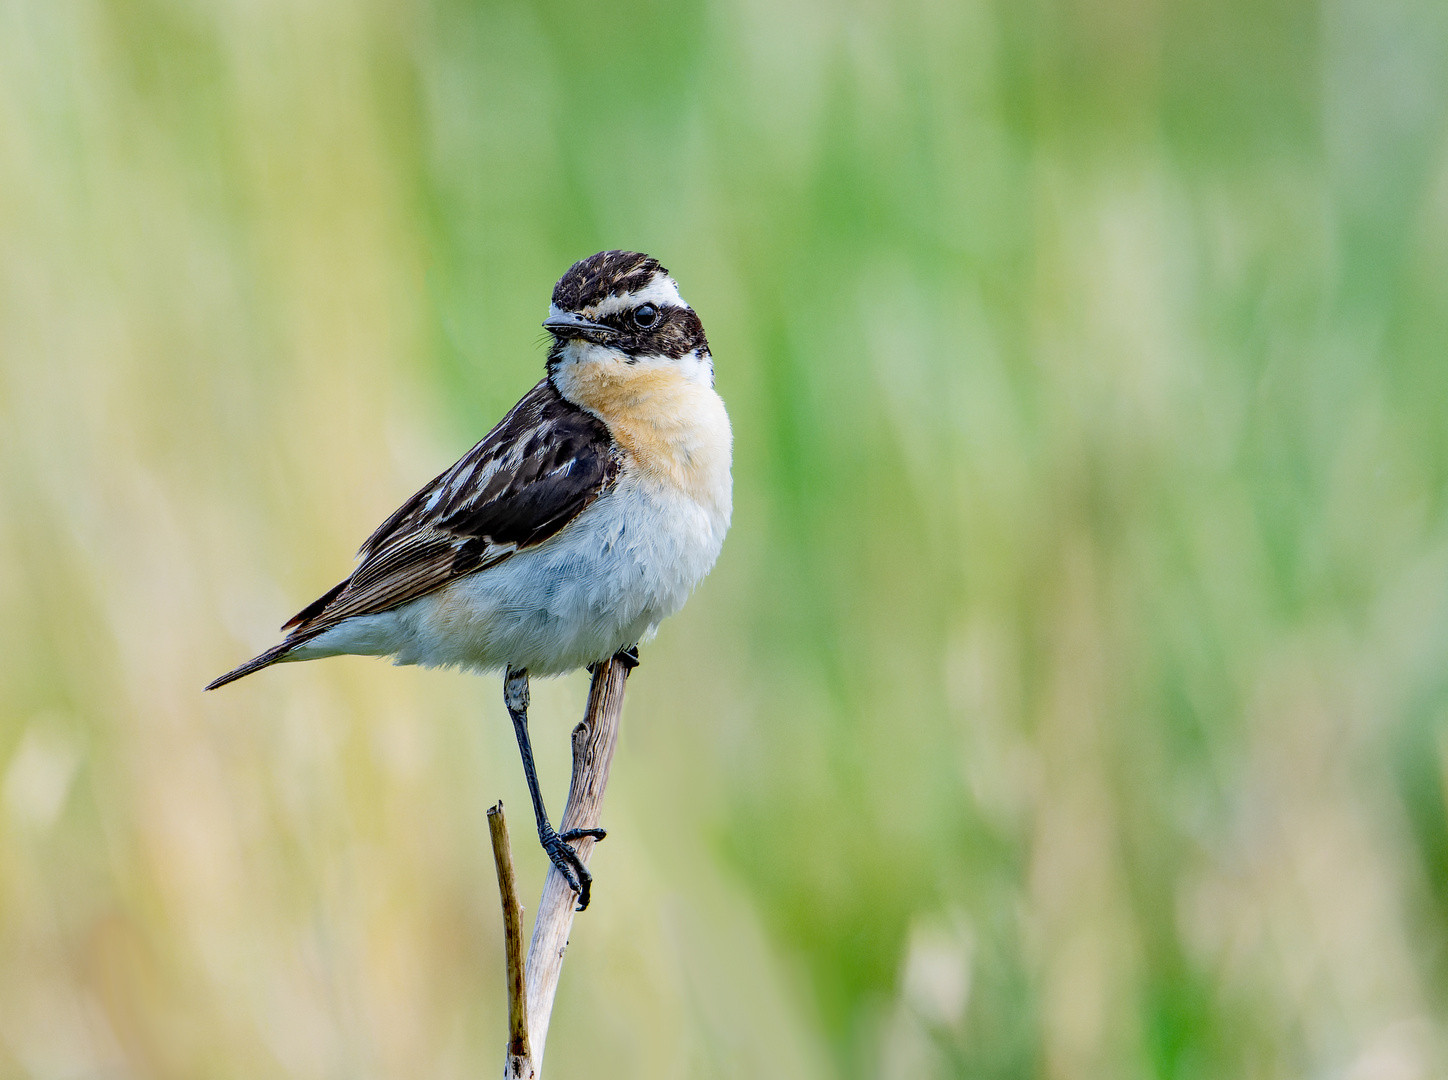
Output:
[
  {"left": 560, "top": 826, "right": 607, "bottom": 844},
  {"left": 590, "top": 645, "right": 640, "bottom": 674},
  {"left": 541, "top": 825, "right": 606, "bottom": 910}
]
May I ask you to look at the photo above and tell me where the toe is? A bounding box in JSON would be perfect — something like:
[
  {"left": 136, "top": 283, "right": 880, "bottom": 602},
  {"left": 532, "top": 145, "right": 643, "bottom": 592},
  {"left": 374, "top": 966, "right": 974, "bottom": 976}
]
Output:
[{"left": 560, "top": 827, "right": 606, "bottom": 843}]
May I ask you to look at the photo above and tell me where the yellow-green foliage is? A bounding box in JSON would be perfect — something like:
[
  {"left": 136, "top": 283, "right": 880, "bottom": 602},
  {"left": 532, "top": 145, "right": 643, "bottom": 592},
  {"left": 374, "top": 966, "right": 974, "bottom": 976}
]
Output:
[{"left": 2, "top": 0, "right": 1447, "bottom": 1077}]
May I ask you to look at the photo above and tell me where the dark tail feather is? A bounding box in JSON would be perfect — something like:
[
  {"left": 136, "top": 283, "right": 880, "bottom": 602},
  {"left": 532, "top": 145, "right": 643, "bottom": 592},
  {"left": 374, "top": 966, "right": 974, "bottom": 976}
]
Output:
[
  {"left": 205, "top": 640, "right": 299, "bottom": 691},
  {"left": 210, "top": 576, "right": 350, "bottom": 691},
  {"left": 282, "top": 578, "right": 348, "bottom": 632}
]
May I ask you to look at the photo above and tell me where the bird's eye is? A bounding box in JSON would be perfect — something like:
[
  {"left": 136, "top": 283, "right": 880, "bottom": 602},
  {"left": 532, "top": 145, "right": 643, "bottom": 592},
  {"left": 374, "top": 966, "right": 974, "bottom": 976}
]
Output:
[{"left": 632, "top": 304, "right": 659, "bottom": 328}]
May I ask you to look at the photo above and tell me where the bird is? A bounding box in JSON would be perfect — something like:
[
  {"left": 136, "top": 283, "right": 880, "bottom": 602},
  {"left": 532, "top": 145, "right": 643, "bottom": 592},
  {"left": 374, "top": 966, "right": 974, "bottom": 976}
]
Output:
[{"left": 206, "top": 250, "right": 733, "bottom": 908}]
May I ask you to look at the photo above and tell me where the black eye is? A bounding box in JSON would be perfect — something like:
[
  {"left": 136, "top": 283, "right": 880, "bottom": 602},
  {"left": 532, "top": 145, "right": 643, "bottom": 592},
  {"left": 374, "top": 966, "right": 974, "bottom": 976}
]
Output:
[{"left": 632, "top": 304, "right": 659, "bottom": 328}]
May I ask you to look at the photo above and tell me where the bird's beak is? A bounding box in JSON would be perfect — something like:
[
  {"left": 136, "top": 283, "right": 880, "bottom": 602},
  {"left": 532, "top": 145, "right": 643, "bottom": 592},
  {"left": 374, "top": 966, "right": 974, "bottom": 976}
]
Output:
[{"left": 542, "top": 312, "right": 618, "bottom": 343}]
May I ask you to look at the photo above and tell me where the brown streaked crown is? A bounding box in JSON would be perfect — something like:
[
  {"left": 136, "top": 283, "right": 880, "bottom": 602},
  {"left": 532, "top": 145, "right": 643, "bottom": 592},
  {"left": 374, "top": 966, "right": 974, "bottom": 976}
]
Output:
[
  {"left": 548, "top": 250, "right": 711, "bottom": 362},
  {"left": 551, "top": 251, "right": 665, "bottom": 312}
]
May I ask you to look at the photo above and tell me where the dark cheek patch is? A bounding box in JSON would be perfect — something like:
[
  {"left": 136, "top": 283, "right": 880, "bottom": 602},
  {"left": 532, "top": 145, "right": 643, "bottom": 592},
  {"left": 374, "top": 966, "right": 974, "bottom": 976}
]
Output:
[
  {"left": 648, "top": 308, "right": 709, "bottom": 359},
  {"left": 606, "top": 308, "right": 708, "bottom": 360}
]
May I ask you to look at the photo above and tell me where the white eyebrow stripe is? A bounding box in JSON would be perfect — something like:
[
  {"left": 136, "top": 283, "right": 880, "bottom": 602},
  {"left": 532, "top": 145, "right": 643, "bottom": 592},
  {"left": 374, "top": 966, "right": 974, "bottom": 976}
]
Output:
[{"left": 590, "top": 273, "right": 689, "bottom": 317}]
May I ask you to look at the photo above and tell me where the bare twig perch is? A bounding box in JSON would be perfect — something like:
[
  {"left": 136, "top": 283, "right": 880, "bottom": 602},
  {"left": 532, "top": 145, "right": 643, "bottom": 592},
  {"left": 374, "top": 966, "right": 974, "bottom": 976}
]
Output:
[
  {"left": 487, "top": 803, "right": 530, "bottom": 1075},
  {"left": 490, "top": 654, "right": 632, "bottom": 1079}
]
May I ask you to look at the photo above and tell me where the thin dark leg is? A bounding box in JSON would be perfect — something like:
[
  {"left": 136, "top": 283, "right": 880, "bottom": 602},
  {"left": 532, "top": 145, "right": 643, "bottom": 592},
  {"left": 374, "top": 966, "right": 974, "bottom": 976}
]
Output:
[
  {"left": 588, "top": 643, "right": 640, "bottom": 674},
  {"left": 503, "top": 665, "right": 606, "bottom": 910}
]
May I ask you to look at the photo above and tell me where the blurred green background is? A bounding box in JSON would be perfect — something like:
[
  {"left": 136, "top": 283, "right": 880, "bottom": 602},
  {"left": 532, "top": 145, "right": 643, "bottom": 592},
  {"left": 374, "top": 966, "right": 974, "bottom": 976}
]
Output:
[{"left": 3, "top": 0, "right": 1448, "bottom": 1076}]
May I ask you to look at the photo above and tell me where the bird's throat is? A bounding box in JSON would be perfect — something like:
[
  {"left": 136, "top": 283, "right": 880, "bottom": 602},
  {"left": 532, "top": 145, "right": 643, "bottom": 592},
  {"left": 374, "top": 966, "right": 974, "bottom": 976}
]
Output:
[{"left": 551, "top": 355, "right": 732, "bottom": 512}]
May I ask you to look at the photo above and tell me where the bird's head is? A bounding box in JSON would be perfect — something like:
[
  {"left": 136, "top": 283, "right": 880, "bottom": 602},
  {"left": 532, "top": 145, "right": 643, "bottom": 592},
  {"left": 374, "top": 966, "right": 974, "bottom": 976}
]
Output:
[{"left": 543, "top": 251, "right": 713, "bottom": 391}]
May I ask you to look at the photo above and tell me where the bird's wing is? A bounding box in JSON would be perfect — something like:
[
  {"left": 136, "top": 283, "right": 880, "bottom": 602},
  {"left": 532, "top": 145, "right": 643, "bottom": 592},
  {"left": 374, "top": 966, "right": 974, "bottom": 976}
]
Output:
[{"left": 282, "top": 377, "right": 619, "bottom": 638}]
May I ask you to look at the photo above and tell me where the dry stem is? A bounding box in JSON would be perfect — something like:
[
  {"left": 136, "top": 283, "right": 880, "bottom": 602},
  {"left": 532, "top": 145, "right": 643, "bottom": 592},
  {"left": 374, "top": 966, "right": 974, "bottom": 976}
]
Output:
[
  {"left": 490, "top": 654, "right": 631, "bottom": 1079},
  {"left": 487, "top": 802, "right": 530, "bottom": 1076}
]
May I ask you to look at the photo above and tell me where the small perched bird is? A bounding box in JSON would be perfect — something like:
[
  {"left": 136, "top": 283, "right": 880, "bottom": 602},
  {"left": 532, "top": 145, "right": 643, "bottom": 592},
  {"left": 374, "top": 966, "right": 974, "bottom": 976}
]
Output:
[{"left": 207, "top": 251, "right": 732, "bottom": 908}]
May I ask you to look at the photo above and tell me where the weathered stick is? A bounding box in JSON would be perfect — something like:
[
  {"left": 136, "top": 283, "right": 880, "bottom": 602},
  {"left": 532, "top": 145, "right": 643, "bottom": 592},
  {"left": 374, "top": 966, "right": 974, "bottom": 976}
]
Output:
[
  {"left": 497, "top": 654, "right": 631, "bottom": 1079},
  {"left": 487, "top": 802, "right": 530, "bottom": 1077}
]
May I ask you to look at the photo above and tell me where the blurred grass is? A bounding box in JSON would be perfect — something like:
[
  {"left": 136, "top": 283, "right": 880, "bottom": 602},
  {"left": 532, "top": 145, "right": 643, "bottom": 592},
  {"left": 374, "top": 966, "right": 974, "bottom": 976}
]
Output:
[{"left": 3, "top": 0, "right": 1448, "bottom": 1077}]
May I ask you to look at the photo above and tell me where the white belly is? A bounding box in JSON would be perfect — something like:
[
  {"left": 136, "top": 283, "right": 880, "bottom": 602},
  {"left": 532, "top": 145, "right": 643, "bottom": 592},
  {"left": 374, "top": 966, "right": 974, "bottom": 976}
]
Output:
[{"left": 295, "top": 470, "right": 730, "bottom": 676}]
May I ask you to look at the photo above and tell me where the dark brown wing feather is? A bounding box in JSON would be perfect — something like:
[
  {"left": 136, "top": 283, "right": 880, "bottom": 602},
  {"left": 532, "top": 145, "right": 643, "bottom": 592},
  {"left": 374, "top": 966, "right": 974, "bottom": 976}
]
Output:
[
  {"left": 296, "top": 377, "right": 618, "bottom": 629},
  {"left": 205, "top": 379, "right": 618, "bottom": 690}
]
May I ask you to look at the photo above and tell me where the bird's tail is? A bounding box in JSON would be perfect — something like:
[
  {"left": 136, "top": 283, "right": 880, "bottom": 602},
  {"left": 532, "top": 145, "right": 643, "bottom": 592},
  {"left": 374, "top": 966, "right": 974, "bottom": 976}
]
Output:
[{"left": 204, "top": 640, "right": 299, "bottom": 691}]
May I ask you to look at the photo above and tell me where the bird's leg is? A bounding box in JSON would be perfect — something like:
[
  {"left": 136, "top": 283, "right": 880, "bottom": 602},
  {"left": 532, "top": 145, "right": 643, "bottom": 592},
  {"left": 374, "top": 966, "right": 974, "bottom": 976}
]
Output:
[
  {"left": 503, "top": 665, "right": 606, "bottom": 910},
  {"left": 587, "top": 643, "right": 640, "bottom": 674}
]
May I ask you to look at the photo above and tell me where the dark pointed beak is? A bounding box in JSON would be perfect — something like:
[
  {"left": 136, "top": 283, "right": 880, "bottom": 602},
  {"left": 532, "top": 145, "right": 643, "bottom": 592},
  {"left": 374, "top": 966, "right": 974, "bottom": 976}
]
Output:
[{"left": 542, "top": 312, "right": 617, "bottom": 343}]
